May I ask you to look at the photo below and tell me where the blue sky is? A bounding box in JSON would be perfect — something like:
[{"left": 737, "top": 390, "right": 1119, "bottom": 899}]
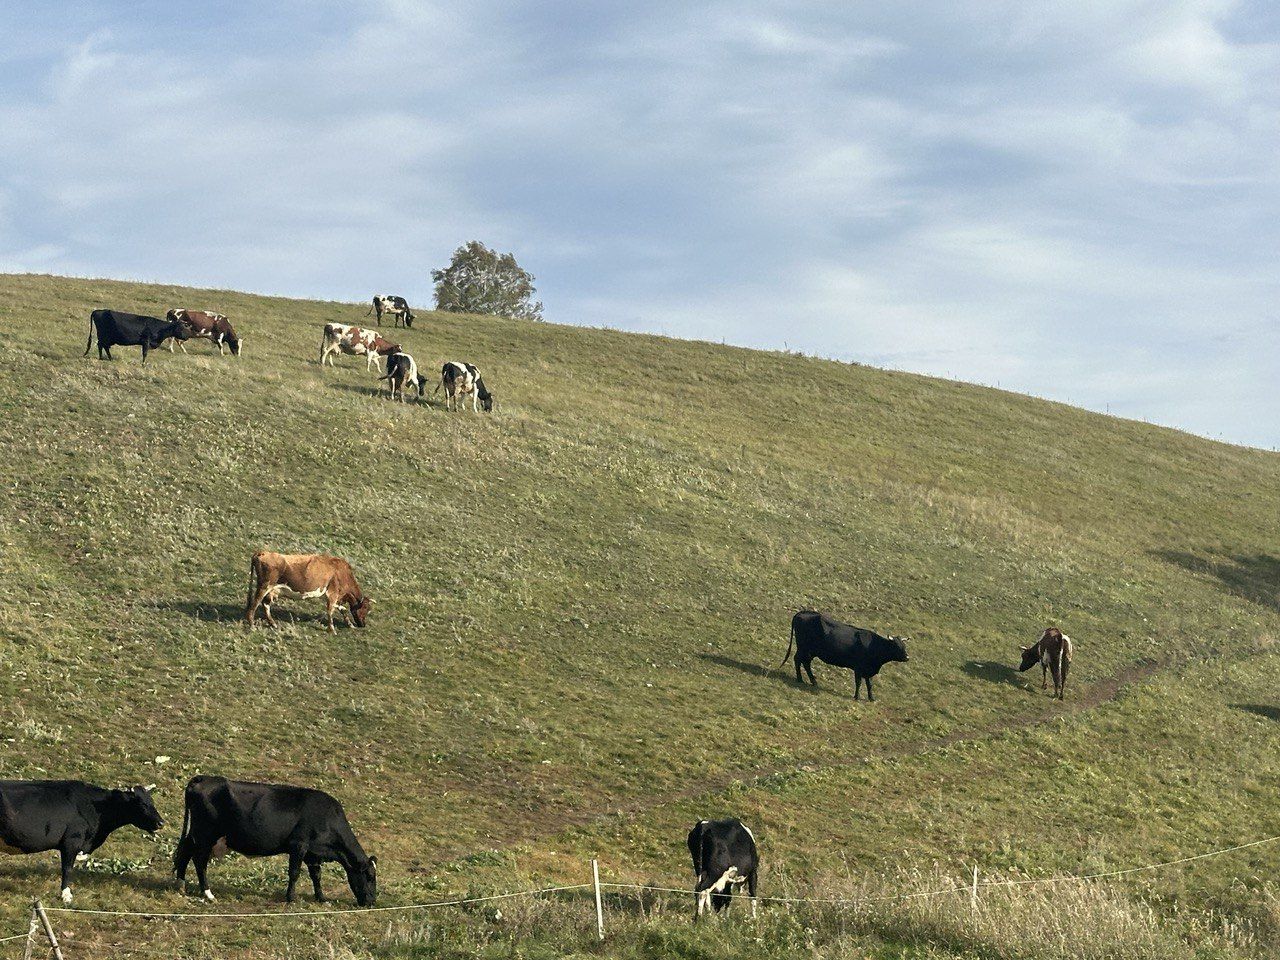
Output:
[{"left": 2, "top": 1, "right": 1278, "bottom": 447}]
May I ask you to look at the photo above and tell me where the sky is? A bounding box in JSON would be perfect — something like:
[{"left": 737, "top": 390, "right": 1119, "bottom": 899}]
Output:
[{"left": 2, "top": 1, "right": 1278, "bottom": 448}]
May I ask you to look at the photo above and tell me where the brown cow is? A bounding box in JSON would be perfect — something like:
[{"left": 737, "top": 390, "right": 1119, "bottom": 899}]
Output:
[
  {"left": 244, "top": 551, "right": 372, "bottom": 633},
  {"left": 166, "top": 309, "right": 242, "bottom": 355},
  {"left": 1018, "top": 627, "right": 1073, "bottom": 699}
]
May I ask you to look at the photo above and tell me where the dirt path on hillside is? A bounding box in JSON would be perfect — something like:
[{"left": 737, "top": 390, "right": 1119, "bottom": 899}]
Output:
[{"left": 436, "top": 658, "right": 1164, "bottom": 861}]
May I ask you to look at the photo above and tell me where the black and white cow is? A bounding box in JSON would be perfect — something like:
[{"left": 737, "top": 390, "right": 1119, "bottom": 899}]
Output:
[
  {"left": 435, "top": 361, "right": 495, "bottom": 412},
  {"left": 782, "top": 610, "right": 909, "bottom": 701},
  {"left": 174, "top": 776, "right": 377, "bottom": 905},
  {"left": 84, "top": 309, "right": 191, "bottom": 362},
  {"left": 687, "top": 818, "right": 758, "bottom": 918},
  {"left": 367, "top": 295, "right": 415, "bottom": 328},
  {"left": 378, "top": 352, "right": 427, "bottom": 401},
  {"left": 0, "top": 780, "right": 163, "bottom": 903}
]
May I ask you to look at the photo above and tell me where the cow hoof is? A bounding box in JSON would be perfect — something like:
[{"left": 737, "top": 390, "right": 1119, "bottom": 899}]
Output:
[
  {"left": 75, "top": 852, "right": 90, "bottom": 862},
  {"left": 203, "top": 890, "right": 216, "bottom": 903},
  {"left": 61, "top": 888, "right": 73, "bottom": 904}
]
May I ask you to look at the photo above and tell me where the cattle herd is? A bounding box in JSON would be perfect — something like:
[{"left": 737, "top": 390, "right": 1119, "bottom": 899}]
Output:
[
  {"left": 0, "top": 298, "right": 1079, "bottom": 919},
  {"left": 83, "top": 294, "right": 495, "bottom": 413}
]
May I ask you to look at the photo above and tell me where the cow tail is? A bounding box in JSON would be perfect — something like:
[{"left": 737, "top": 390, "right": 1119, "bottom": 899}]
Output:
[
  {"left": 781, "top": 620, "right": 795, "bottom": 666},
  {"left": 319, "top": 327, "right": 329, "bottom": 364},
  {"left": 84, "top": 315, "right": 95, "bottom": 356},
  {"left": 245, "top": 554, "right": 260, "bottom": 613}
]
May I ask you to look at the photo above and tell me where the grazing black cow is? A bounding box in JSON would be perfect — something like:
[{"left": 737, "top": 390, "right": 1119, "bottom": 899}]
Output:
[
  {"left": 367, "top": 295, "right": 415, "bottom": 328},
  {"left": 174, "top": 776, "right": 377, "bottom": 905},
  {"left": 0, "top": 780, "right": 163, "bottom": 903},
  {"left": 378, "top": 352, "right": 427, "bottom": 401},
  {"left": 1018, "top": 626, "right": 1073, "bottom": 699},
  {"left": 84, "top": 309, "right": 190, "bottom": 362},
  {"left": 687, "top": 818, "right": 758, "bottom": 918},
  {"left": 782, "top": 610, "right": 909, "bottom": 701}
]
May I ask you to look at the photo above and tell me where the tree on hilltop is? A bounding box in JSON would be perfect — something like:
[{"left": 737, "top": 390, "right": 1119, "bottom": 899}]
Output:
[{"left": 431, "top": 241, "right": 543, "bottom": 321}]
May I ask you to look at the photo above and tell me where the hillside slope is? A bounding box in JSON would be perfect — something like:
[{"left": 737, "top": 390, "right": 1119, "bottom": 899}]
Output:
[{"left": 1, "top": 273, "right": 1279, "bottom": 959}]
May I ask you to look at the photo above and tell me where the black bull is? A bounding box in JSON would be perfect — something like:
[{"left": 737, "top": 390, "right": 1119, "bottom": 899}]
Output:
[
  {"left": 782, "top": 610, "right": 909, "bottom": 700},
  {"left": 85, "top": 309, "right": 190, "bottom": 362}
]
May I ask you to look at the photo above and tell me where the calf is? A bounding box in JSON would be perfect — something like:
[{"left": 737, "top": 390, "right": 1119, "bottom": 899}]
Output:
[
  {"left": 245, "top": 551, "right": 372, "bottom": 633},
  {"left": 174, "top": 776, "right": 377, "bottom": 905},
  {"left": 367, "top": 295, "right": 415, "bottom": 328},
  {"left": 0, "top": 781, "right": 163, "bottom": 903},
  {"left": 782, "top": 610, "right": 909, "bottom": 701},
  {"left": 378, "top": 352, "right": 427, "bottom": 401},
  {"left": 1018, "top": 627, "right": 1073, "bottom": 699},
  {"left": 687, "top": 818, "right": 758, "bottom": 918},
  {"left": 319, "top": 323, "right": 399, "bottom": 372},
  {"left": 435, "top": 361, "right": 495, "bottom": 412},
  {"left": 84, "top": 309, "right": 190, "bottom": 362},
  {"left": 165, "top": 309, "right": 243, "bottom": 355}
]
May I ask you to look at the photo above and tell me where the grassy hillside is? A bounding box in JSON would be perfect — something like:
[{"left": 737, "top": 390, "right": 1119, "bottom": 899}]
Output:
[{"left": 1, "top": 272, "right": 1279, "bottom": 959}]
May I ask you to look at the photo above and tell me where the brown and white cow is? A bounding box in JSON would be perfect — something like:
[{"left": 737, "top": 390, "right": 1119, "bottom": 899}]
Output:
[
  {"left": 319, "top": 323, "right": 400, "bottom": 372},
  {"left": 165, "top": 309, "right": 242, "bottom": 355},
  {"left": 434, "top": 361, "right": 495, "bottom": 412},
  {"left": 1018, "top": 627, "right": 1073, "bottom": 699},
  {"left": 244, "top": 551, "right": 372, "bottom": 634}
]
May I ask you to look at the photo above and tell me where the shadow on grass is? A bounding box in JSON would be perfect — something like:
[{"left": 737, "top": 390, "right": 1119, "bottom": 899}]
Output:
[
  {"left": 1153, "top": 550, "right": 1280, "bottom": 613},
  {"left": 326, "top": 382, "right": 439, "bottom": 407},
  {"left": 151, "top": 601, "right": 246, "bottom": 623},
  {"left": 697, "top": 654, "right": 843, "bottom": 697},
  {"left": 961, "top": 660, "right": 1026, "bottom": 689},
  {"left": 1232, "top": 703, "right": 1280, "bottom": 722}
]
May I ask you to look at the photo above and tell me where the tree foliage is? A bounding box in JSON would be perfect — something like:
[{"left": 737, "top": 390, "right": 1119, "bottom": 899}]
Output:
[{"left": 431, "top": 241, "right": 544, "bottom": 321}]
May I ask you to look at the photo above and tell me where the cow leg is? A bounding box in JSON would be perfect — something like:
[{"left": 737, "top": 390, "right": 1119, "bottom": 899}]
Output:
[
  {"left": 325, "top": 598, "right": 338, "bottom": 634},
  {"left": 245, "top": 583, "right": 272, "bottom": 627},
  {"left": 174, "top": 833, "right": 194, "bottom": 889},
  {"left": 1059, "top": 660, "right": 1069, "bottom": 699},
  {"left": 142, "top": 343, "right": 149, "bottom": 363},
  {"left": 747, "top": 870, "right": 758, "bottom": 919},
  {"left": 1041, "top": 664, "right": 1049, "bottom": 689},
  {"left": 802, "top": 659, "right": 817, "bottom": 686},
  {"left": 285, "top": 850, "right": 304, "bottom": 903},
  {"left": 58, "top": 842, "right": 82, "bottom": 903},
  {"left": 193, "top": 845, "right": 216, "bottom": 901},
  {"left": 306, "top": 857, "right": 326, "bottom": 901},
  {"left": 866, "top": 675, "right": 875, "bottom": 702},
  {"left": 794, "top": 656, "right": 804, "bottom": 684},
  {"left": 262, "top": 601, "right": 278, "bottom": 627},
  {"left": 853, "top": 672, "right": 862, "bottom": 700}
]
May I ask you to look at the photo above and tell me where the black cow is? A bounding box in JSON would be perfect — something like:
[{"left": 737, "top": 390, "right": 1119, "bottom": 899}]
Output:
[
  {"left": 782, "top": 610, "right": 909, "bottom": 701},
  {"left": 687, "top": 818, "right": 758, "bottom": 918},
  {"left": 0, "top": 780, "right": 163, "bottom": 903},
  {"left": 84, "top": 309, "right": 190, "bottom": 362},
  {"left": 174, "top": 776, "right": 377, "bottom": 905}
]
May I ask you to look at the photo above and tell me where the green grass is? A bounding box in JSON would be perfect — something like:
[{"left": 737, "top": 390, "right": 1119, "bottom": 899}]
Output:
[{"left": 1, "top": 272, "right": 1279, "bottom": 958}]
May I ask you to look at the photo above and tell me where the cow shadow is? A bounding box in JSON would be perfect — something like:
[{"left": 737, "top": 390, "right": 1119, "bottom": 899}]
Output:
[
  {"left": 696, "top": 653, "right": 843, "bottom": 697},
  {"left": 1232, "top": 703, "right": 1280, "bottom": 722},
  {"left": 151, "top": 601, "right": 246, "bottom": 623},
  {"left": 327, "top": 382, "right": 438, "bottom": 406},
  {"left": 961, "top": 660, "right": 1027, "bottom": 689},
  {"left": 1153, "top": 550, "right": 1280, "bottom": 614}
]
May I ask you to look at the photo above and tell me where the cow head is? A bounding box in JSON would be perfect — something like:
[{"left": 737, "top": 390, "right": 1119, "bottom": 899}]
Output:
[
  {"left": 121, "top": 785, "right": 165, "bottom": 833},
  {"left": 227, "top": 333, "right": 243, "bottom": 356},
  {"left": 1017, "top": 646, "right": 1040, "bottom": 672},
  {"left": 348, "top": 855, "right": 377, "bottom": 906},
  {"left": 885, "top": 635, "right": 909, "bottom": 662},
  {"left": 350, "top": 596, "right": 373, "bottom": 627}
]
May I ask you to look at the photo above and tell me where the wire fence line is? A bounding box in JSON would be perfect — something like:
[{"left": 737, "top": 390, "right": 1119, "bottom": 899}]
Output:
[
  {"left": 603, "top": 832, "right": 1280, "bottom": 907},
  {"left": 39, "top": 883, "right": 593, "bottom": 920},
  {"left": 9, "top": 828, "right": 1279, "bottom": 955}
]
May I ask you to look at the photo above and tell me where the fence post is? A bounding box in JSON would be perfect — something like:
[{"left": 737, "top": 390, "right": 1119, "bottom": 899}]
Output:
[
  {"left": 32, "top": 901, "right": 66, "bottom": 960},
  {"left": 22, "top": 903, "right": 38, "bottom": 960},
  {"left": 591, "top": 859, "right": 605, "bottom": 941},
  {"left": 970, "top": 865, "right": 979, "bottom": 910}
]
